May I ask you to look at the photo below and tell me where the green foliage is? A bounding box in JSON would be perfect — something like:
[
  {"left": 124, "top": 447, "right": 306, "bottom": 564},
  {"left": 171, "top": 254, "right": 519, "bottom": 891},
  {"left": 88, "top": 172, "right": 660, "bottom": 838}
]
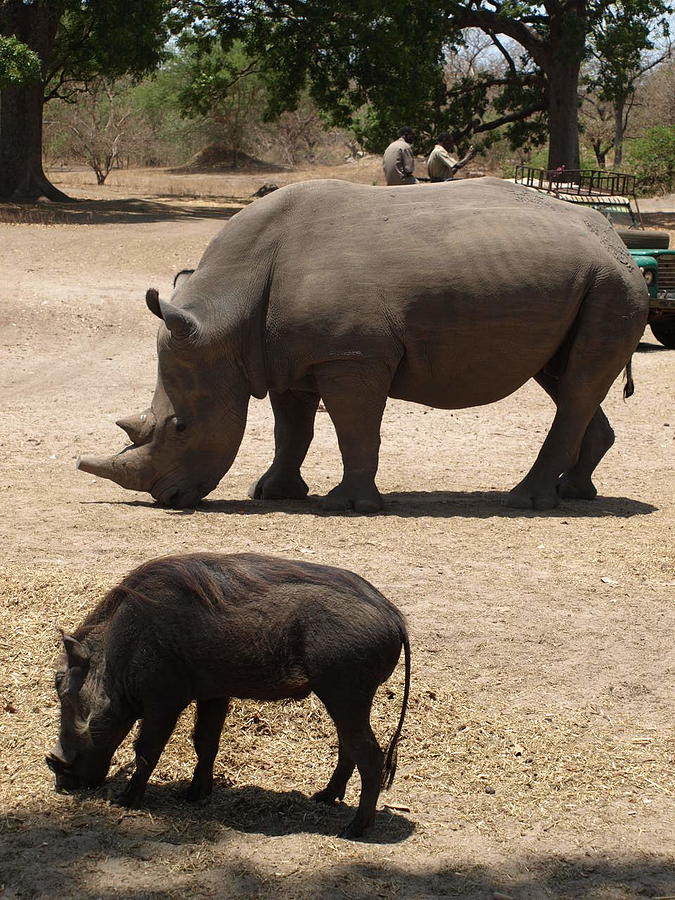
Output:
[
  {"left": 47, "top": 0, "right": 169, "bottom": 97},
  {"left": 0, "top": 34, "right": 40, "bottom": 88},
  {"left": 625, "top": 125, "right": 675, "bottom": 194},
  {"left": 167, "top": 0, "right": 673, "bottom": 164}
]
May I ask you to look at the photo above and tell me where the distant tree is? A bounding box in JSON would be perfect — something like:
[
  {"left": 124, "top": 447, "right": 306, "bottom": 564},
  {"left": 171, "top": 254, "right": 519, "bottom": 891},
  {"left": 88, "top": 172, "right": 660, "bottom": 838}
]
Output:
[
  {"left": 45, "top": 79, "right": 138, "bottom": 183},
  {"left": 176, "top": 40, "right": 267, "bottom": 164},
  {"left": 626, "top": 124, "right": 675, "bottom": 193},
  {"left": 585, "top": 11, "right": 671, "bottom": 166},
  {"left": 0, "top": 0, "right": 167, "bottom": 201}
]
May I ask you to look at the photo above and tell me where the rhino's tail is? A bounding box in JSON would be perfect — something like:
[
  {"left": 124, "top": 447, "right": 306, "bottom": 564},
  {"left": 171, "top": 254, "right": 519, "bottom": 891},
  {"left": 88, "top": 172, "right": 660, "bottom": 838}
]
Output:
[
  {"left": 382, "top": 626, "right": 411, "bottom": 791},
  {"left": 623, "top": 357, "right": 635, "bottom": 400}
]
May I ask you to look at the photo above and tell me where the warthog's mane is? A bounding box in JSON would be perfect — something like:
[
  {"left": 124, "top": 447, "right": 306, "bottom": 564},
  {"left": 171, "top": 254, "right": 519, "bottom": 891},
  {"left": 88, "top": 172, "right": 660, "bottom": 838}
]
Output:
[{"left": 73, "top": 553, "right": 390, "bottom": 640}]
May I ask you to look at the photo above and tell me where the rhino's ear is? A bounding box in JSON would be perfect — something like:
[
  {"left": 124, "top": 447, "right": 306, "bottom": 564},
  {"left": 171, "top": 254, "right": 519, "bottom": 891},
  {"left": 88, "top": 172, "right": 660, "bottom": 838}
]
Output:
[
  {"left": 145, "top": 288, "right": 200, "bottom": 341},
  {"left": 146, "top": 287, "right": 162, "bottom": 319}
]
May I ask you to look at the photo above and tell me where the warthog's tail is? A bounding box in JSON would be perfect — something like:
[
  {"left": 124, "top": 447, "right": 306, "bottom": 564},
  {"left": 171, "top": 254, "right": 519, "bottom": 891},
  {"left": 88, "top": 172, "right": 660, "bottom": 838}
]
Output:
[
  {"left": 382, "top": 627, "right": 411, "bottom": 791},
  {"left": 623, "top": 357, "right": 635, "bottom": 400}
]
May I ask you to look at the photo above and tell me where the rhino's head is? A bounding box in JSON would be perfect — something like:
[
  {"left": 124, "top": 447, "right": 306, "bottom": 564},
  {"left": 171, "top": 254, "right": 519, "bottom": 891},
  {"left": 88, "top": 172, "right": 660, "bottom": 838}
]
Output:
[
  {"left": 46, "top": 634, "right": 133, "bottom": 792},
  {"left": 77, "top": 278, "right": 254, "bottom": 508}
]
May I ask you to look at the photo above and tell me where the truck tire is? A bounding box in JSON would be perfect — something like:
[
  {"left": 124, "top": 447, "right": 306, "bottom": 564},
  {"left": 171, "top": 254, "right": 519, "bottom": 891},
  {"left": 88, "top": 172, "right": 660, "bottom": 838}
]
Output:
[
  {"left": 650, "top": 319, "right": 675, "bottom": 349},
  {"left": 617, "top": 229, "right": 670, "bottom": 250}
]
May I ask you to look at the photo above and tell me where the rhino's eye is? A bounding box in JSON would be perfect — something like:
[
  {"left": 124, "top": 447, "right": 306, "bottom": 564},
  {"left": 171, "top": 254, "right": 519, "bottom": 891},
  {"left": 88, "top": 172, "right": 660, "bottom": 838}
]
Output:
[{"left": 174, "top": 418, "right": 186, "bottom": 433}]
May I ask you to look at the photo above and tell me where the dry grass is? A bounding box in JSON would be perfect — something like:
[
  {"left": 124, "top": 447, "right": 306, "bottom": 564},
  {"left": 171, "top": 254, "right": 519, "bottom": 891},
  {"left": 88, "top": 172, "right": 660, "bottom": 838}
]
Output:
[{"left": 2, "top": 563, "right": 673, "bottom": 847}]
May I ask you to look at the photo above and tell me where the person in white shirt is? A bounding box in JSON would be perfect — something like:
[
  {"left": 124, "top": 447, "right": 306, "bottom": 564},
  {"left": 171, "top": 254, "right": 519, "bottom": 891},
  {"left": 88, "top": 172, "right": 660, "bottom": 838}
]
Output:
[{"left": 427, "top": 133, "right": 475, "bottom": 182}]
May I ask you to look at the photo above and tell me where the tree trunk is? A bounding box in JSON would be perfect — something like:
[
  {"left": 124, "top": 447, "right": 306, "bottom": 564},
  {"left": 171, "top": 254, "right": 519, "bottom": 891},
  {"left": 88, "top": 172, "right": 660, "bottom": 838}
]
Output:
[
  {"left": 592, "top": 140, "right": 607, "bottom": 169},
  {"left": 0, "top": 0, "right": 71, "bottom": 201},
  {"left": 613, "top": 96, "right": 625, "bottom": 168},
  {"left": 546, "top": 58, "right": 582, "bottom": 171}
]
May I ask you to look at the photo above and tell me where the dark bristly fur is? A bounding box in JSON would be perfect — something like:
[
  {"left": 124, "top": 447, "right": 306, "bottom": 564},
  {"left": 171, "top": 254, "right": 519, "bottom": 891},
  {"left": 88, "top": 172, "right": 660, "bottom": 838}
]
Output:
[{"left": 48, "top": 553, "right": 411, "bottom": 839}]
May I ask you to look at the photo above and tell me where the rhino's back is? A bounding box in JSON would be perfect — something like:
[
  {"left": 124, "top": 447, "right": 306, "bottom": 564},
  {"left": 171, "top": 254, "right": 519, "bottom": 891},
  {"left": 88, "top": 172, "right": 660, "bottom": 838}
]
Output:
[{"left": 263, "top": 179, "right": 645, "bottom": 406}]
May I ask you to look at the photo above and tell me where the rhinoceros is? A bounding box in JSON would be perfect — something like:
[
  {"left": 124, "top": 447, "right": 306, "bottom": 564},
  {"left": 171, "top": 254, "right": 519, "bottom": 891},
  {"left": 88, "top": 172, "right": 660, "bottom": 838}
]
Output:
[{"left": 77, "top": 177, "right": 649, "bottom": 511}]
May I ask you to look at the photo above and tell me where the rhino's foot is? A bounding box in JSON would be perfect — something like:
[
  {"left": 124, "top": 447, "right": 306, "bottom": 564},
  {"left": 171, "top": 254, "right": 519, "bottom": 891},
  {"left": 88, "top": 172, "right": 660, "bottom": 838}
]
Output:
[
  {"left": 558, "top": 473, "right": 597, "bottom": 500},
  {"left": 505, "top": 485, "right": 560, "bottom": 510},
  {"left": 249, "top": 467, "right": 309, "bottom": 501},
  {"left": 321, "top": 481, "right": 383, "bottom": 514}
]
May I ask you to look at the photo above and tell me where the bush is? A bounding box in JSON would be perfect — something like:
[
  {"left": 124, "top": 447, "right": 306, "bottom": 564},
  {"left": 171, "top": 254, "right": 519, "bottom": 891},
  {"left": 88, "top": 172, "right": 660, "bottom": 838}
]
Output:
[{"left": 624, "top": 126, "right": 675, "bottom": 195}]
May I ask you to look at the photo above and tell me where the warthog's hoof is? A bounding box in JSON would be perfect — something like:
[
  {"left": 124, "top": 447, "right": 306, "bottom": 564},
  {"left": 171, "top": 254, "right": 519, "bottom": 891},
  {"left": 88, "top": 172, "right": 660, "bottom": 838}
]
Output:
[{"left": 312, "top": 787, "right": 344, "bottom": 806}]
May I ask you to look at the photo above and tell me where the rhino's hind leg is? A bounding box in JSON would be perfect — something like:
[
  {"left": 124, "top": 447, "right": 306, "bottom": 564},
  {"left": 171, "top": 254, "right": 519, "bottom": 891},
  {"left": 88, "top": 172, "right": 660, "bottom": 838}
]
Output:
[
  {"left": 532, "top": 370, "right": 615, "bottom": 501},
  {"left": 506, "top": 296, "right": 640, "bottom": 510},
  {"left": 252, "top": 390, "right": 320, "bottom": 500},
  {"left": 314, "top": 360, "right": 391, "bottom": 513}
]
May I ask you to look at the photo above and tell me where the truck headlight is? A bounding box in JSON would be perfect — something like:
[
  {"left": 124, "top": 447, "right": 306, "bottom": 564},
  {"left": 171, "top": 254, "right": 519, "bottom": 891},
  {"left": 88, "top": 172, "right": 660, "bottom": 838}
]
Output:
[{"left": 638, "top": 266, "right": 655, "bottom": 285}]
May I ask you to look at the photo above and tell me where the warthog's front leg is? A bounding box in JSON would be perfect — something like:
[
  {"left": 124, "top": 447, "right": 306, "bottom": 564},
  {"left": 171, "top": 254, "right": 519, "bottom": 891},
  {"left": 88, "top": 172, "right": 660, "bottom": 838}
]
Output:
[{"left": 182, "top": 697, "right": 230, "bottom": 802}]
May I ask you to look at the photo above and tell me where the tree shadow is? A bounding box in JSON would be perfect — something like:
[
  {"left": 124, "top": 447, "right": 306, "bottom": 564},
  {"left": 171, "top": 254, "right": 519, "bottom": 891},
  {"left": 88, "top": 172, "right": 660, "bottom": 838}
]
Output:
[
  {"left": 2, "top": 804, "right": 673, "bottom": 899},
  {"left": 0, "top": 198, "right": 243, "bottom": 226}
]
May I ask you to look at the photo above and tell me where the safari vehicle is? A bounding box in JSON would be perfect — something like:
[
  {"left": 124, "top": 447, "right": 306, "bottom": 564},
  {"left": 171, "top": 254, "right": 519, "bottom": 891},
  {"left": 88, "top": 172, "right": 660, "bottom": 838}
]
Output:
[{"left": 515, "top": 165, "right": 675, "bottom": 348}]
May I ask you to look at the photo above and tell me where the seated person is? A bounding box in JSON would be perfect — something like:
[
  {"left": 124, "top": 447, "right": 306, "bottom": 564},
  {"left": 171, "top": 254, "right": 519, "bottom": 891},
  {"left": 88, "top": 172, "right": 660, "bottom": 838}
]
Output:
[{"left": 427, "top": 134, "right": 475, "bottom": 182}]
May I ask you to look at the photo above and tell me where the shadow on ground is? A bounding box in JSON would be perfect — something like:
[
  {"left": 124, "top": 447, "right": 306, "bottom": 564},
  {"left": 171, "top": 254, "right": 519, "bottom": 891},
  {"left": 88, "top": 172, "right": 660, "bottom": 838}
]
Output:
[
  {"left": 637, "top": 339, "right": 672, "bottom": 353},
  {"left": 1, "top": 800, "right": 672, "bottom": 900},
  {"left": 94, "top": 491, "right": 657, "bottom": 520},
  {"left": 0, "top": 198, "right": 243, "bottom": 226}
]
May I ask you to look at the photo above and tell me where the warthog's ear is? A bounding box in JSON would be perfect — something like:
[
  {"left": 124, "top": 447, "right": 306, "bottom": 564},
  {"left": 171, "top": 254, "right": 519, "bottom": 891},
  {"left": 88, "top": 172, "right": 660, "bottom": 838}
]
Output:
[
  {"left": 145, "top": 288, "right": 200, "bottom": 341},
  {"left": 61, "top": 633, "right": 90, "bottom": 694}
]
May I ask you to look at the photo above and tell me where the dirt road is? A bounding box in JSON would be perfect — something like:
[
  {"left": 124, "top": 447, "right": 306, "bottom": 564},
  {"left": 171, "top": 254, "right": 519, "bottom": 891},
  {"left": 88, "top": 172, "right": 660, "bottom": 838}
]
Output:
[{"left": 1, "top": 172, "right": 673, "bottom": 899}]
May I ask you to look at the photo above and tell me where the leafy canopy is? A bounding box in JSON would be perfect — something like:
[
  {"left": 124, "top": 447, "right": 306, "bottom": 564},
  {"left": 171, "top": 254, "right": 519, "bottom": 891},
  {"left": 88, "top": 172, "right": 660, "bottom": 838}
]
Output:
[{"left": 0, "top": 34, "right": 40, "bottom": 88}]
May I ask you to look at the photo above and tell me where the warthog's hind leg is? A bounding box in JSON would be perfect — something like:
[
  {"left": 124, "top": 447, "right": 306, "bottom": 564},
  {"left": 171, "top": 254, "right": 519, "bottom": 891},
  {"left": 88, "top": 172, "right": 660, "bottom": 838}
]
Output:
[
  {"left": 312, "top": 735, "right": 356, "bottom": 805},
  {"left": 316, "top": 685, "right": 384, "bottom": 838}
]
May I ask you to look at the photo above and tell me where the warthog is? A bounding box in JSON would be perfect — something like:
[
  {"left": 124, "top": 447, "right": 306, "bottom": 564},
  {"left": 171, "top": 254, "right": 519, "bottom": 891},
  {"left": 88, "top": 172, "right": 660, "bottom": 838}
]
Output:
[{"left": 46, "top": 553, "right": 411, "bottom": 838}]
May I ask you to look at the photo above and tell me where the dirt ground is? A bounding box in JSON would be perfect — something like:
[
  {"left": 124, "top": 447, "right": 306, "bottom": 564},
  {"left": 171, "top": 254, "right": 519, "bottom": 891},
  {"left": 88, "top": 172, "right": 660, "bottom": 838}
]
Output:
[{"left": 1, "top": 165, "right": 674, "bottom": 900}]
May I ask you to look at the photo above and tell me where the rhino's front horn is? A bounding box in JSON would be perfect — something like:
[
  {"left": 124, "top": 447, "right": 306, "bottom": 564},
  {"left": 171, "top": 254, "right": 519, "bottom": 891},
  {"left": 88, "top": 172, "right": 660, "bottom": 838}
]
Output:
[
  {"left": 76, "top": 453, "right": 144, "bottom": 491},
  {"left": 116, "top": 411, "right": 155, "bottom": 445}
]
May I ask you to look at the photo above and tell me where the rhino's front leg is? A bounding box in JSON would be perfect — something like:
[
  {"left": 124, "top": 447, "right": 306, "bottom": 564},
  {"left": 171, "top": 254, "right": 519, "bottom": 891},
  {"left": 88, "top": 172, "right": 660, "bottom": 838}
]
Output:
[
  {"left": 252, "top": 389, "right": 320, "bottom": 500},
  {"left": 314, "top": 361, "right": 390, "bottom": 514}
]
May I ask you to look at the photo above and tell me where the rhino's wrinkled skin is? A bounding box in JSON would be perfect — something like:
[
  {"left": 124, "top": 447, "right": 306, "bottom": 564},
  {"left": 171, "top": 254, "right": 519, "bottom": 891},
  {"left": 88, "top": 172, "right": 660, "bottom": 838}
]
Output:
[
  {"left": 78, "top": 177, "right": 649, "bottom": 511},
  {"left": 46, "top": 553, "right": 411, "bottom": 838}
]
